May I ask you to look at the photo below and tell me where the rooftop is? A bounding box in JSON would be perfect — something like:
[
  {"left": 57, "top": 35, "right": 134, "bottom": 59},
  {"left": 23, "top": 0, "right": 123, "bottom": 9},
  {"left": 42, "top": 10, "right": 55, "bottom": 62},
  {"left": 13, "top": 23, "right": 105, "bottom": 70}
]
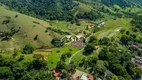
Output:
[
  {"left": 52, "top": 69, "right": 61, "bottom": 77},
  {"left": 81, "top": 74, "right": 88, "bottom": 80}
]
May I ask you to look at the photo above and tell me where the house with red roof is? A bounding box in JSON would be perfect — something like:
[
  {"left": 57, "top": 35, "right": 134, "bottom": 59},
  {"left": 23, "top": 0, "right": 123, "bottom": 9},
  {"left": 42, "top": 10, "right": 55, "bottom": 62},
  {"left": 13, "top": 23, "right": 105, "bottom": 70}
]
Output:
[{"left": 52, "top": 69, "right": 61, "bottom": 77}]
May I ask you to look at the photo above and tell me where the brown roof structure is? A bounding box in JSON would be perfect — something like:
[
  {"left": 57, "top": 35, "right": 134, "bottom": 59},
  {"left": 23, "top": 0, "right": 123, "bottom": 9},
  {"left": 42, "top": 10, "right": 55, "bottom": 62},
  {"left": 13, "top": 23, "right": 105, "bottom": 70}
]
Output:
[
  {"left": 52, "top": 69, "right": 61, "bottom": 77},
  {"left": 95, "top": 46, "right": 100, "bottom": 49}
]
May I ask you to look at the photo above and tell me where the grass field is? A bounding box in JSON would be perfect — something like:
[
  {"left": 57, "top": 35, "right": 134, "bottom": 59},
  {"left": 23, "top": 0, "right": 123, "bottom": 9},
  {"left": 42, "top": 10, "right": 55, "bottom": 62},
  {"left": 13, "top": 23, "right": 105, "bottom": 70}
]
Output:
[
  {"left": 47, "top": 46, "right": 80, "bottom": 68},
  {"left": 0, "top": 6, "right": 62, "bottom": 49},
  {"left": 95, "top": 18, "right": 132, "bottom": 39}
]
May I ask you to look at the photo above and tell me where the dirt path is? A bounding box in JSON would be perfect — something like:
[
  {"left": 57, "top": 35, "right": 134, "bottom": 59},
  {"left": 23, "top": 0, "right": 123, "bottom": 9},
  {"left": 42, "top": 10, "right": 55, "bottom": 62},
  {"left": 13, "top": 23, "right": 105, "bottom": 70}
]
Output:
[
  {"left": 68, "top": 33, "right": 94, "bottom": 64},
  {"left": 68, "top": 48, "right": 84, "bottom": 63}
]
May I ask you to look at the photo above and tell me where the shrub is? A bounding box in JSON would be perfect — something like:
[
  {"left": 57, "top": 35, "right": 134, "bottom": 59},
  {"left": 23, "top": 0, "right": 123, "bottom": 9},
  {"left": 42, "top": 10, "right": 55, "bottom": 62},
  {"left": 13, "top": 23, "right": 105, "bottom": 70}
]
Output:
[
  {"left": 15, "top": 15, "right": 18, "bottom": 18},
  {"left": 22, "top": 44, "right": 35, "bottom": 54},
  {"left": 83, "top": 44, "right": 94, "bottom": 55},
  {"left": 99, "top": 37, "right": 110, "bottom": 45},
  {"left": 51, "top": 38, "right": 64, "bottom": 47},
  {"left": 56, "top": 50, "right": 60, "bottom": 53},
  {"left": 18, "top": 55, "right": 24, "bottom": 61},
  {"left": 34, "top": 35, "right": 38, "bottom": 40}
]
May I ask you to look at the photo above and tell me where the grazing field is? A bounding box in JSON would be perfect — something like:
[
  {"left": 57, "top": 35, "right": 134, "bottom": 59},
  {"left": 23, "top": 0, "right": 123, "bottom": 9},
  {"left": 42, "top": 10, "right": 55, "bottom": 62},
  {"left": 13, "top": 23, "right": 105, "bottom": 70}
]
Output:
[{"left": 0, "top": 6, "right": 62, "bottom": 49}]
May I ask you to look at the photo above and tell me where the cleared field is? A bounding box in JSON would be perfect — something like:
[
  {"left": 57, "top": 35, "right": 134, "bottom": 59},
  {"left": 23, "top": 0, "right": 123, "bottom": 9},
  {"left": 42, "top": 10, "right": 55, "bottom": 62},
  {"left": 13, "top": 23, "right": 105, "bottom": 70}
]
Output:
[{"left": 95, "top": 18, "right": 132, "bottom": 38}]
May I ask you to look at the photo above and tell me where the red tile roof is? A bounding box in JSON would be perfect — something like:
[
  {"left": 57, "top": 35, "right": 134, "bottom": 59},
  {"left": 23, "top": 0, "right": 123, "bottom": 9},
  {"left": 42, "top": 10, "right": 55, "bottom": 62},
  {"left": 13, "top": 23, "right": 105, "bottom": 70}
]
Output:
[
  {"left": 52, "top": 69, "right": 61, "bottom": 77},
  {"left": 87, "top": 74, "right": 94, "bottom": 80}
]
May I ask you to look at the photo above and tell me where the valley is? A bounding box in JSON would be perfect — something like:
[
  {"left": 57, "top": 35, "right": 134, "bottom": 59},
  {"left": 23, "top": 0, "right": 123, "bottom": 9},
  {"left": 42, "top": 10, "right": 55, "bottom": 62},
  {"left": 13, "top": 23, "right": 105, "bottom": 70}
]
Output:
[{"left": 0, "top": 0, "right": 142, "bottom": 80}]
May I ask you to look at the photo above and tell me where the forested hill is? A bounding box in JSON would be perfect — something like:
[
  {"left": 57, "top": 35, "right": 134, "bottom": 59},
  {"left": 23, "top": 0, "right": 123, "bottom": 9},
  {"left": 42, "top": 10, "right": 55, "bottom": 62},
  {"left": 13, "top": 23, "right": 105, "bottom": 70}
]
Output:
[
  {"left": 100, "top": 0, "right": 132, "bottom": 7},
  {"left": 0, "top": 0, "right": 77, "bottom": 21},
  {"left": 0, "top": 0, "right": 142, "bottom": 22},
  {"left": 134, "top": 0, "right": 142, "bottom": 5},
  {"left": 100, "top": 0, "right": 142, "bottom": 6}
]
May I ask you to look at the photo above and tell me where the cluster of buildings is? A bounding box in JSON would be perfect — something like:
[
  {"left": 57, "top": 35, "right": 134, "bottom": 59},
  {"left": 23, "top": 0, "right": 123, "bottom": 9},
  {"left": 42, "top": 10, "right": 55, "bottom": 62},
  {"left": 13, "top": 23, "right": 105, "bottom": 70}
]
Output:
[
  {"left": 131, "top": 42, "right": 139, "bottom": 50},
  {"left": 131, "top": 43, "right": 142, "bottom": 68},
  {"left": 51, "top": 64, "right": 115, "bottom": 80},
  {"left": 52, "top": 69, "right": 94, "bottom": 80},
  {"left": 61, "top": 35, "right": 86, "bottom": 48},
  {"left": 70, "top": 70, "right": 94, "bottom": 80},
  {"left": 61, "top": 35, "right": 85, "bottom": 42}
]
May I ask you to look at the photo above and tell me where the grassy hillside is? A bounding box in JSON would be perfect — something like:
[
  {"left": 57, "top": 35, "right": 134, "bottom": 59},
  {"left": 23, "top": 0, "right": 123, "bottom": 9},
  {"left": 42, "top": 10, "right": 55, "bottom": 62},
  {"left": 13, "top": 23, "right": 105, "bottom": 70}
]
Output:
[
  {"left": 0, "top": 6, "right": 62, "bottom": 50},
  {"left": 0, "top": 5, "right": 96, "bottom": 50}
]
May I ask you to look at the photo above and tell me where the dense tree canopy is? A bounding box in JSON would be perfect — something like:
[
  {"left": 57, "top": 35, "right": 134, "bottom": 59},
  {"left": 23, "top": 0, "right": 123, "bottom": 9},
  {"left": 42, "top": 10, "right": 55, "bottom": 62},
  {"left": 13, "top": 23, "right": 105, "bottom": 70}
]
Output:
[
  {"left": 83, "top": 44, "right": 94, "bottom": 55},
  {"left": 0, "top": 0, "right": 140, "bottom": 22},
  {"left": 0, "top": 54, "right": 54, "bottom": 80},
  {"left": 131, "top": 15, "right": 142, "bottom": 32}
]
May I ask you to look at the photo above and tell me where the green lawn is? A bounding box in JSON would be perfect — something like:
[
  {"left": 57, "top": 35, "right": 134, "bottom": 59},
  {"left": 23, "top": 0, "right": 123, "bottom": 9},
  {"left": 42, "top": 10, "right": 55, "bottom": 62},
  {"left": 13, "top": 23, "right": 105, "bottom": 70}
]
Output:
[
  {"left": 95, "top": 18, "right": 132, "bottom": 39},
  {"left": 47, "top": 46, "right": 79, "bottom": 68}
]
